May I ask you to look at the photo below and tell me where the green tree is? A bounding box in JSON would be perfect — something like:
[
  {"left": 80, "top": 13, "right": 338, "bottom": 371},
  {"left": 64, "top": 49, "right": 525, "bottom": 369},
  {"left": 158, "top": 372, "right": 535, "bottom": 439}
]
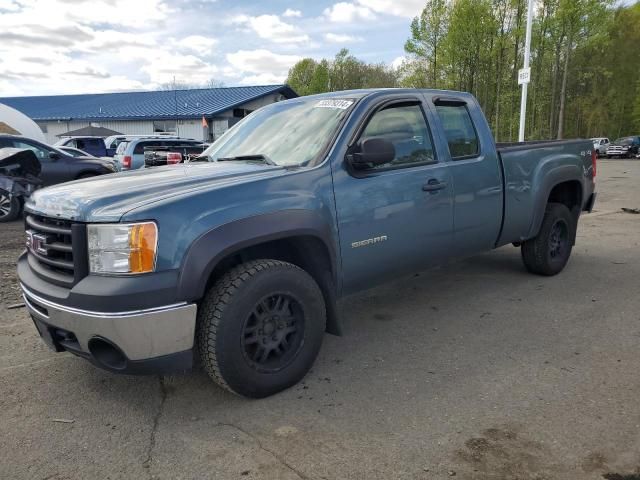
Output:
[
  {"left": 287, "top": 58, "right": 321, "bottom": 96},
  {"left": 404, "top": 0, "right": 449, "bottom": 88},
  {"left": 287, "top": 49, "right": 399, "bottom": 94}
]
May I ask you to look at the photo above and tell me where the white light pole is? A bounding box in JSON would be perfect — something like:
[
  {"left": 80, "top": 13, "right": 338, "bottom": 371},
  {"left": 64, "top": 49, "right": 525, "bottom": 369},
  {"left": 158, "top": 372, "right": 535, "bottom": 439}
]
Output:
[{"left": 518, "top": 0, "right": 535, "bottom": 142}]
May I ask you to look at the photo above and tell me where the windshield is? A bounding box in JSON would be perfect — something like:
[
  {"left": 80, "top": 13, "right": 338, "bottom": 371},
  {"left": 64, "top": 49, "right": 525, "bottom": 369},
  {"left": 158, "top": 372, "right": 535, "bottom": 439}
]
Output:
[
  {"left": 203, "top": 97, "right": 355, "bottom": 167},
  {"left": 614, "top": 137, "right": 633, "bottom": 145}
]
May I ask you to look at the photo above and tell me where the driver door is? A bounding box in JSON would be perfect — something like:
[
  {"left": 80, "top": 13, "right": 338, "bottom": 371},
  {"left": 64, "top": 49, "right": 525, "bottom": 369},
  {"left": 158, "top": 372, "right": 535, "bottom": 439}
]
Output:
[{"left": 332, "top": 99, "right": 454, "bottom": 294}]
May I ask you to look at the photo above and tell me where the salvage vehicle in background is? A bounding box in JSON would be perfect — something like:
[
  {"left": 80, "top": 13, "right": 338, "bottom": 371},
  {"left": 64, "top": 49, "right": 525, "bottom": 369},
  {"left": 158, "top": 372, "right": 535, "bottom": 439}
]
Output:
[
  {"left": 605, "top": 136, "right": 640, "bottom": 158},
  {"left": 104, "top": 135, "right": 159, "bottom": 157},
  {"left": 0, "top": 135, "right": 117, "bottom": 186},
  {"left": 591, "top": 137, "right": 609, "bottom": 156},
  {"left": 54, "top": 136, "right": 108, "bottom": 158},
  {"left": 18, "top": 89, "right": 596, "bottom": 398},
  {"left": 113, "top": 136, "right": 200, "bottom": 170},
  {"left": 0, "top": 148, "right": 41, "bottom": 222},
  {"left": 143, "top": 143, "right": 209, "bottom": 167}
]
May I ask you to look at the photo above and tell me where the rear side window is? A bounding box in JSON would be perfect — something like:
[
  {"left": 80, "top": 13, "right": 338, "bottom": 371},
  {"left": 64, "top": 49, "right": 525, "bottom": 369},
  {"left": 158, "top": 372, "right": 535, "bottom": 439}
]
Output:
[
  {"left": 434, "top": 104, "right": 479, "bottom": 159},
  {"left": 116, "top": 142, "right": 129, "bottom": 155},
  {"left": 134, "top": 142, "right": 150, "bottom": 154},
  {"left": 134, "top": 141, "right": 167, "bottom": 154}
]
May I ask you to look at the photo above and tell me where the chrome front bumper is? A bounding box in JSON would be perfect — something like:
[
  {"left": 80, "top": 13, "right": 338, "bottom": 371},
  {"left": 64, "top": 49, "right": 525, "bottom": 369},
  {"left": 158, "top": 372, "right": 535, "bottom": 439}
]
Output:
[{"left": 21, "top": 284, "right": 197, "bottom": 362}]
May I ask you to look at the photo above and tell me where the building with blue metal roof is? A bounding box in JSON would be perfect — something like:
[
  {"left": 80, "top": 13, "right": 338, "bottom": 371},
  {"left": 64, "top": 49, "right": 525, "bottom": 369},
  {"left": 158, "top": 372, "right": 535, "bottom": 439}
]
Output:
[{"left": 0, "top": 85, "right": 297, "bottom": 144}]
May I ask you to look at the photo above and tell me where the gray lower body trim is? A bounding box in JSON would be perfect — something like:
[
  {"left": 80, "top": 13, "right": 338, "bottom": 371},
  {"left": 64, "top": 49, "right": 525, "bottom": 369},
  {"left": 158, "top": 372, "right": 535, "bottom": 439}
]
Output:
[{"left": 21, "top": 284, "right": 197, "bottom": 361}]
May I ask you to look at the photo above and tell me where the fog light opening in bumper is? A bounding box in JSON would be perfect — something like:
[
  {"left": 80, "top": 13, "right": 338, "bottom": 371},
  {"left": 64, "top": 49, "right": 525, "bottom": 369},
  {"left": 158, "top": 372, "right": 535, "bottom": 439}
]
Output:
[{"left": 88, "top": 337, "right": 128, "bottom": 371}]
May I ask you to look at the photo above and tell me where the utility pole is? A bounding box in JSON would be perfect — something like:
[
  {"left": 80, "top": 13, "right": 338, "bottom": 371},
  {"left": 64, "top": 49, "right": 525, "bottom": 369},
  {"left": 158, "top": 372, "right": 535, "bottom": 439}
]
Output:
[{"left": 518, "top": 0, "right": 535, "bottom": 142}]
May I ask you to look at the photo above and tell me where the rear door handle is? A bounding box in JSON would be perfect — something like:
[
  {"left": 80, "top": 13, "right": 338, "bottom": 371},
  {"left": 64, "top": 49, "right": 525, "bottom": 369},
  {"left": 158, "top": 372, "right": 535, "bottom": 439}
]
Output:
[{"left": 422, "top": 179, "right": 447, "bottom": 192}]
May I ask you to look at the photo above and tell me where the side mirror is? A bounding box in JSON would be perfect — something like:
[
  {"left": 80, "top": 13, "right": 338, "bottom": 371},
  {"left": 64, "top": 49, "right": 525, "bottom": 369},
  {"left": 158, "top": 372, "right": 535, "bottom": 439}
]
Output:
[
  {"left": 349, "top": 138, "right": 395, "bottom": 169},
  {"left": 49, "top": 151, "right": 60, "bottom": 160}
]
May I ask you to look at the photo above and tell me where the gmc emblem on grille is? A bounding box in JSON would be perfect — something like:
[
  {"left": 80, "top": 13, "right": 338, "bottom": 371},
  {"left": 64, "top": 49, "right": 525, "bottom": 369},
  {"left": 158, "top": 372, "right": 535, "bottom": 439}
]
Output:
[{"left": 26, "top": 230, "right": 48, "bottom": 255}]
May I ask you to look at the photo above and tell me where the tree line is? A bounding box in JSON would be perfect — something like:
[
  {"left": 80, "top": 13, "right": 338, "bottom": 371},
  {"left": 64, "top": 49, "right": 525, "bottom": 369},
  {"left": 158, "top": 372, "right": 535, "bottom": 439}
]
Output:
[{"left": 286, "top": 0, "right": 640, "bottom": 141}]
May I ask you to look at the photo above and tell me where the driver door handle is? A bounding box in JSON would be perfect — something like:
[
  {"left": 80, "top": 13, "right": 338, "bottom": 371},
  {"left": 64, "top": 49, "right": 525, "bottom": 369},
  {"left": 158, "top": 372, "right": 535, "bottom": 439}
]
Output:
[{"left": 422, "top": 179, "right": 447, "bottom": 192}]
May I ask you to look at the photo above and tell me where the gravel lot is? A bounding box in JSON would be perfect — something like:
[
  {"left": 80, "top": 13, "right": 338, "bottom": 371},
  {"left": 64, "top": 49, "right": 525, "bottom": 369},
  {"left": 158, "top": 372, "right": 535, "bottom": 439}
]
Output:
[{"left": 1, "top": 160, "right": 639, "bottom": 480}]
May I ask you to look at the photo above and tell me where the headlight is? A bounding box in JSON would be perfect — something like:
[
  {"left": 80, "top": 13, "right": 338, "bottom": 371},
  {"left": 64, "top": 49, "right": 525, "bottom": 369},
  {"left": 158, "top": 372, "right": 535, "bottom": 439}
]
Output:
[{"left": 87, "top": 222, "right": 158, "bottom": 274}]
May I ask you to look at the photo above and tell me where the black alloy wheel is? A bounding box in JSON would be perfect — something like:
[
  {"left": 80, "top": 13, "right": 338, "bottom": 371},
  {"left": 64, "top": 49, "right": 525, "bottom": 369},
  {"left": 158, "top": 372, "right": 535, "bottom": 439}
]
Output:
[{"left": 241, "top": 293, "right": 305, "bottom": 373}]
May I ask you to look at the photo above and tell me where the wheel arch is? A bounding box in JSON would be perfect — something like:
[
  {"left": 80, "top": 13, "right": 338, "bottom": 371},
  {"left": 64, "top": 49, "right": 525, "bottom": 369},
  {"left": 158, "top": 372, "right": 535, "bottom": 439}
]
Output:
[
  {"left": 177, "top": 210, "right": 343, "bottom": 335},
  {"left": 528, "top": 169, "right": 583, "bottom": 240}
]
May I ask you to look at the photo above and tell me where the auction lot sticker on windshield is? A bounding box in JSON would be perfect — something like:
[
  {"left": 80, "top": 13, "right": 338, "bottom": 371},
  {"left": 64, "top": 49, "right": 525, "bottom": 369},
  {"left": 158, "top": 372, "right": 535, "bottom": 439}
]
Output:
[{"left": 315, "top": 99, "right": 354, "bottom": 110}]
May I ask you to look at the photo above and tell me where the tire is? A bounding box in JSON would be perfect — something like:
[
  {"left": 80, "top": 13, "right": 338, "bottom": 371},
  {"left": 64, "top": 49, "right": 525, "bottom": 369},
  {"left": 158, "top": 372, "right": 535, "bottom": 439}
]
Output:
[
  {"left": 0, "top": 191, "right": 21, "bottom": 223},
  {"left": 521, "top": 203, "right": 575, "bottom": 276},
  {"left": 197, "top": 259, "right": 326, "bottom": 398}
]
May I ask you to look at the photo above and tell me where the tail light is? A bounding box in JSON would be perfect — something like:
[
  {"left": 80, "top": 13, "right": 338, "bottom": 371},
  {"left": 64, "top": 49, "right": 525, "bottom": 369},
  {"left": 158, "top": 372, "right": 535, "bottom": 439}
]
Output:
[
  {"left": 591, "top": 149, "right": 597, "bottom": 178},
  {"left": 123, "top": 155, "right": 132, "bottom": 169},
  {"left": 166, "top": 152, "right": 182, "bottom": 165}
]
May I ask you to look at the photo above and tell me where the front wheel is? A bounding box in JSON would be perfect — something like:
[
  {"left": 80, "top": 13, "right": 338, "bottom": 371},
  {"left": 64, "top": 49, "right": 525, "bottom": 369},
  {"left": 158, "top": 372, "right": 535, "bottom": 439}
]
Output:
[
  {"left": 0, "top": 191, "right": 21, "bottom": 223},
  {"left": 197, "top": 259, "right": 326, "bottom": 398},
  {"left": 521, "top": 203, "right": 575, "bottom": 276}
]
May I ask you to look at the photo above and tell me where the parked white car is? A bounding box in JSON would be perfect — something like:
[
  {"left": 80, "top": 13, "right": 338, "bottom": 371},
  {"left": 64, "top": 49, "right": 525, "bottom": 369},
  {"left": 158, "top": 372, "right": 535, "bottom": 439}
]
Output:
[{"left": 591, "top": 137, "right": 609, "bottom": 155}]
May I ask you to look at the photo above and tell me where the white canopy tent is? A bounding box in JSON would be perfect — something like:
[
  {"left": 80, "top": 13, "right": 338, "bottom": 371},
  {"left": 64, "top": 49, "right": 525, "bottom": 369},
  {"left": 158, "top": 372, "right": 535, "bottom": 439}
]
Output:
[{"left": 0, "top": 103, "right": 46, "bottom": 143}]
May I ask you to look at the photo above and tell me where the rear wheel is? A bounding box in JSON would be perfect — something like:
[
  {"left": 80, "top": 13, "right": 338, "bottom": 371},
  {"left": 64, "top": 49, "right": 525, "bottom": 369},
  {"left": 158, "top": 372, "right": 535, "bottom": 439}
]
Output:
[
  {"left": 0, "top": 191, "right": 21, "bottom": 223},
  {"left": 197, "top": 259, "right": 326, "bottom": 398},
  {"left": 521, "top": 203, "right": 575, "bottom": 276}
]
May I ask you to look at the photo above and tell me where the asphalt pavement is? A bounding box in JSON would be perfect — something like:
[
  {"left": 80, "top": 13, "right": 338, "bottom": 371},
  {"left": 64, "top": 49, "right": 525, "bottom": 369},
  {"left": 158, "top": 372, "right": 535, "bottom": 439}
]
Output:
[{"left": 1, "top": 159, "right": 639, "bottom": 480}]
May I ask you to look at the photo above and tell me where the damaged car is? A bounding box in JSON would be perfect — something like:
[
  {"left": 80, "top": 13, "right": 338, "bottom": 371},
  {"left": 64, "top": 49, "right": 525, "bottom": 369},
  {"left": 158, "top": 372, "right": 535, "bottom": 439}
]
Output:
[{"left": 0, "top": 148, "right": 41, "bottom": 222}]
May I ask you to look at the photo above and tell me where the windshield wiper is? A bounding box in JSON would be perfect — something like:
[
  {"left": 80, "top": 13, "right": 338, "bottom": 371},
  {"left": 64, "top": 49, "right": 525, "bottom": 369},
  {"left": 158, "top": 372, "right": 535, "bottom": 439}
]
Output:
[{"left": 216, "top": 154, "right": 277, "bottom": 166}]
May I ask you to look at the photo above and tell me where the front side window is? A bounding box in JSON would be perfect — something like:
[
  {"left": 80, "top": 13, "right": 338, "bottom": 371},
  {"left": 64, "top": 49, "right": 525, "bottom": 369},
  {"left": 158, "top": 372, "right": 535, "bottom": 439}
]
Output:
[
  {"left": 359, "top": 104, "right": 436, "bottom": 169},
  {"left": 435, "top": 104, "right": 479, "bottom": 158}
]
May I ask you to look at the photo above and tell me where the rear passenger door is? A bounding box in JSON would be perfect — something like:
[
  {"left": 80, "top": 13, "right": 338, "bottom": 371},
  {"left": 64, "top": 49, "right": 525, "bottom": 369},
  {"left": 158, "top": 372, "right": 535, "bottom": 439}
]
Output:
[
  {"left": 425, "top": 94, "right": 503, "bottom": 257},
  {"left": 333, "top": 97, "right": 454, "bottom": 294}
]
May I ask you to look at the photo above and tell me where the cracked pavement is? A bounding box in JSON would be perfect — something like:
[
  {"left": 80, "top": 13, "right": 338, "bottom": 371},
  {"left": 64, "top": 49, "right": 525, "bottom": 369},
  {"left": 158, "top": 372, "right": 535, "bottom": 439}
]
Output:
[{"left": 1, "top": 160, "right": 640, "bottom": 479}]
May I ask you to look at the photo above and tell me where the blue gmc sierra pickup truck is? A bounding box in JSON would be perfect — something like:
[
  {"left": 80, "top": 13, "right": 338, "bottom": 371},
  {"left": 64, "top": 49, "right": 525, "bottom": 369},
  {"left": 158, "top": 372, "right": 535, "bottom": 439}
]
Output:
[{"left": 17, "top": 89, "right": 596, "bottom": 398}]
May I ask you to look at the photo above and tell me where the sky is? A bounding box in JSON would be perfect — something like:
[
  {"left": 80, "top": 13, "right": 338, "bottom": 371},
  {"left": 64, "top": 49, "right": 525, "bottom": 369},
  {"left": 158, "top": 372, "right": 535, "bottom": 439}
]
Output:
[{"left": 0, "top": 0, "right": 425, "bottom": 96}]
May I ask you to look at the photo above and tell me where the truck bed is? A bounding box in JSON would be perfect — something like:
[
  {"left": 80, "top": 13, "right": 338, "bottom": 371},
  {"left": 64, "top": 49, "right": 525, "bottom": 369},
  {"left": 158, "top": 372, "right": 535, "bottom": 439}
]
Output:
[{"left": 496, "top": 138, "right": 595, "bottom": 246}]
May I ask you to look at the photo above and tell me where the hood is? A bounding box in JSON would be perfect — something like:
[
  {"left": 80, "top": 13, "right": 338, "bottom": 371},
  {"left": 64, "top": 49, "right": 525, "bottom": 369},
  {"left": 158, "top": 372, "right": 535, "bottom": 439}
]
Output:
[
  {"left": 25, "top": 161, "right": 287, "bottom": 222},
  {"left": 0, "top": 148, "right": 41, "bottom": 177}
]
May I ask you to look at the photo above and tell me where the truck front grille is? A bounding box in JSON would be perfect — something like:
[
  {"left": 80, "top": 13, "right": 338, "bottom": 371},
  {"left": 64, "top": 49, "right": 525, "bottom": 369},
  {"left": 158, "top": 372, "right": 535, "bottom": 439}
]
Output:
[
  {"left": 25, "top": 215, "right": 88, "bottom": 288},
  {"left": 607, "top": 146, "right": 625, "bottom": 154}
]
